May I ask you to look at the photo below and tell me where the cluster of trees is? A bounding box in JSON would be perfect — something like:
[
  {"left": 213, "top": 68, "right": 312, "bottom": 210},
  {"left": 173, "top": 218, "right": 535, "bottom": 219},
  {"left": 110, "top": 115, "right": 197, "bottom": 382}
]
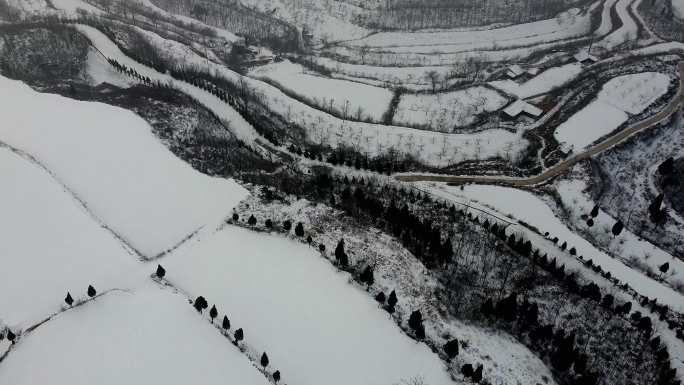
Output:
[
  {"left": 107, "top": 58, "right": 155, "bottom": 85},
  {"left": 169, "top": 67, "right": 231, "bottom": 103},
  {"left": 0, "top": 327, "right": 16, "bottom": 345},
  {"left": 190, "top": 294, "right": 283, "bottom": 383},
  {"left": 356, "top": 0, "right": 592, "bottom": 30},
  {"left": 63, "top": 284, "right": 98, "bottom": 308},
  {"left": 151, "top": 0, "right": 299, "bottom": 51}
]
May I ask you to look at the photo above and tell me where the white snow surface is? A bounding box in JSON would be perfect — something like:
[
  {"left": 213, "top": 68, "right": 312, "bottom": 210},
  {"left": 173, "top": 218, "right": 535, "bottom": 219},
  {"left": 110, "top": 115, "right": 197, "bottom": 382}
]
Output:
[
  {"left": 0, "top": 74, "right": 248, "bottom": 258},
  {"left": 490, "top": 63, "right": 584, "bottom": 98},
  {"left": 85, "top": 49, "right": 133, "bottom": 88},
  {"left": 163, "top": 226, "right": 455, "bottom": 385},
  {"left": 595, "top": 0, "right": 638, "bottom": 51},
  {"left": 393, "top": 87, "right": 509, "bottom": 130},
  {"left": 554, "top": 72, "right": 671, "bottom": 152},
  {"left": 675, "top": 0, "right": 684, "bottom": 19},
  {"left": 0, "top": 288, "right": 271, "bottom": 385},
  {"left": 0, "top": 148, "right": 143, "bottom": 328},
  {"left": 421, "top": 183, "right": 684, "bottom": 312},
  {"left": 249, "top": 60, "right": 393, "bottom": 122}
]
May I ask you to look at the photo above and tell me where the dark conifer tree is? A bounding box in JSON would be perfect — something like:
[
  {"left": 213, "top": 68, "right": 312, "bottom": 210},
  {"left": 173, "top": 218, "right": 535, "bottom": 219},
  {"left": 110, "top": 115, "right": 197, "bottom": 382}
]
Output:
[
  {"left": 222, "top": 315, "right": 230, "bottom": 331},
  {"left": 375, "top": 291, "right": 386, "bottom": 304},
  {"left": 194, "top": 296, "right": 208, "bottom": 312},
  {"left": 295, "top": 222, "right": 304, "bottom": 237},
  {"left": 658, "top": 157, "right": 674, "bottom": 175},
  {"left": 590, "top": 205, "right": 599, "bottom": 218},
  {"left": 660, "top": 262, "right": 670, "bottom": 275},
  {"left": 415, "top": 324, "right": 426, "bottom": 340},
  {"left": 248, "top": 215, "right": 257, "bottom": 226},
  {"left": 265, "top": 219, "right": 273, "bottom": 229},
  {"left": 472, "top": 364, "right": 483, "bottom": 383},
  {"left": 210, "top": 305, "right": 218, "bottom": 322},
  {"left": 461, "top": 364, "right": 473, "bottom": 378},
  {"left": 444, "top": 339, "right": 459, "bottom": 360},
  {"left": 612, "top": 220, "right": 624, "bottom": 236},
  {"left": 232, "top": 213, "right": 239, "bottom": 221},
  {"left": 87, "top": 285, "right": 96, "bottom": 298},
  {"left": 283, "top": 220, "right": 292, "bottom": 231},
  {"left": 335, "top": 239, "right": 349, "bottom": 267},
  {"left": 6, "top": 330, "right": 15, "bottom": 343},
  {"left": 156, "top": 264, "right": 166, "bottom": 278},
  {"left": 234, "top": 328, "right": 244, "bottom": 344},
  {"left": 480, "top": 298, "right": 494, "bottom": 317},
  {"left": 360, "top": 266, "right": 374, "bottom": 288},
  {"left": 306, "top": 235, "right": 313, "bottom": 245},
  {"left": 273, "top": 370, "right": 281, "bottom": 383},
  {"left": 318, "top": 244, "right": 326, "bottom": 252},
  {"left": 65, "top": 292, "right": 74, "bottom": 306},
  {"left": 261, "top": 352, "right": 269, "bottom": 368},
  {"left": 387, "top": 290, "right": 398, "bottom": 308},
  {"left": 408, "top": 310, "right": 422, "bottom": 331}
]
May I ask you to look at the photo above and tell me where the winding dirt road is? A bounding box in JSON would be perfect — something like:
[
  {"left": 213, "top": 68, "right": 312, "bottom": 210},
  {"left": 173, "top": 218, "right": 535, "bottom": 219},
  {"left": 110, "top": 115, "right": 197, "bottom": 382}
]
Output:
[{"left": 397, "top": 62, "right": 684, "bottom": 186}]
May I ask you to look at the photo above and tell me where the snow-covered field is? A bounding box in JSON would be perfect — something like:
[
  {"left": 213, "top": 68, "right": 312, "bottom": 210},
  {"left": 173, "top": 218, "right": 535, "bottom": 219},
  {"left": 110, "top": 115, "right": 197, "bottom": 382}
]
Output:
[
  {"left": 490, "top": 63, "right": 584, "bottom": 98},
  {"left": 0, "top": 74, "right": 248, "bottom": 258},
  {"left": 675, "top": 0, "right": 684, "bottom": 19},
  {"left": 250, "top": 60, "right": 393, "bottom": 122},
  {"left": 162, "top": 226, "right": 455, "bottom": 385},
  {"left": 343, "top": 8, "right": 593, "bottom": 54},
  {"left": 554, "top": 72, "right": 671, "bottom": 152},
  {"left": 393, "top": 87, "right": 509, "bottom": 131},
  {"left": 0, "top": 147, "right": 142, "bottom": 328},
  {"left": 594, "top": 0, "right": 638, "bottom": 51},
  {"left": 421, "top": 183, "right": 684, "bottom": 312},
  {"left": 0, "top": 288, "right": 271, "bottom": 385},
  {"left": 312, "top": 57, "right": 457, "bottom": 91}
]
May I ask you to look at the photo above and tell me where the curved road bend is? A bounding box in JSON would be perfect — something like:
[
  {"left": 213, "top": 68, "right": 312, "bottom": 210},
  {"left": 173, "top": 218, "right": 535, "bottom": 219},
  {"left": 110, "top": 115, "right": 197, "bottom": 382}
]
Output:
[{"left": 396, "top": 62, "right": 684, "bottom": 187}]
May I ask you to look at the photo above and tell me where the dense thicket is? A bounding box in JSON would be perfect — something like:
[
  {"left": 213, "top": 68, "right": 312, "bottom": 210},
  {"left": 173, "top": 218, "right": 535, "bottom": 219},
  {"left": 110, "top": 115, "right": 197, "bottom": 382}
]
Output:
[{"left": 356, "top": 0, "right": 593, "bottom": 30}]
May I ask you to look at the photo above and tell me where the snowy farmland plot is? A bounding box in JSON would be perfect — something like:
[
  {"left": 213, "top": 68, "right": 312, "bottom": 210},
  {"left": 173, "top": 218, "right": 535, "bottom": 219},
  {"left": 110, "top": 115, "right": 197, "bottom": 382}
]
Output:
[
  {"left": 3, "top": 0, "right": 684, "bottom": 384},
  {"left": 393, "top": 87, "right": 509, "bottom": 131},
  {"left": 0, "top": 147, "right": 143, "bottom": 328},
  {"left": 0, "top": 75, "right": 248, "bottom": 258},
  {"left": 161, "top": 226, "right": 454, "bottom": 385},
  {"left": 554, "top": 72, "right": 672, "bottom": 152},
  {"left": 249, "top": 60, "right": 394, "bottom": 122},
  {"left": 0, "top": 287, "right": 271, "bottom": 385}
]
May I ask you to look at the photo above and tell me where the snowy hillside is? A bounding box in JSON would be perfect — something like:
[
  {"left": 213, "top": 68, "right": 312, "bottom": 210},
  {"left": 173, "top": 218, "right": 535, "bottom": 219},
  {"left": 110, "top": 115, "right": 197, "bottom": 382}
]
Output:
[
  {"left": 1, "top": 0, "right": 683, "bottom": 384},
  {"left": 0, "top": 75, "right": 247, "bottom": 258}
]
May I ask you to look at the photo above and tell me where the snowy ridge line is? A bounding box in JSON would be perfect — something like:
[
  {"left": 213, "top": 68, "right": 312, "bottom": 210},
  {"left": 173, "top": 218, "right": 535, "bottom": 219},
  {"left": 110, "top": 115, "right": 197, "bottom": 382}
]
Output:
[
  {"left": 0, "top": 140, "right": 145, "bottom": 260},
  {"left": 0, "top": 288, "right": 131, "bottom": 365},
  {"left": 150, "top": 276, "right": 285, "bottom": 384}
]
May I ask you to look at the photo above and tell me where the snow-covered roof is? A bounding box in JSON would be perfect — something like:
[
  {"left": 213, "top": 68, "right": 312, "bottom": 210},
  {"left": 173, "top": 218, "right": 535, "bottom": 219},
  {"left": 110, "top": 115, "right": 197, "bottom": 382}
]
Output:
[
  {"left": 527, "top": 67, "right": 541, "bottom": 76},
  {"left": 573, "top": 51, "right": 598, "bottom": 63},
  {"left": 506, "top": 64, "right": 525, "bottom": 78},
  {"left": 503, "top": 99, "right": 543, "bottom": 118}
]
